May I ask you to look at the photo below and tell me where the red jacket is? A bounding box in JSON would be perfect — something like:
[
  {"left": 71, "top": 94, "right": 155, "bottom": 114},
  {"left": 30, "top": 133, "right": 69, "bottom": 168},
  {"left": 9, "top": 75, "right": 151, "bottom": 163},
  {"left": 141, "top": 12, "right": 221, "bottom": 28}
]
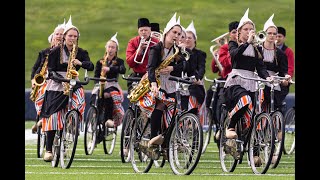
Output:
[
  {"left": 211, "top": 44, "right": 232, "bottom": 79},
  {"left": 126, "top": 36, "right": 159, "bottom": 74},
  {"left": 284, "top": 47, "right": 294, "bottom": 77}
]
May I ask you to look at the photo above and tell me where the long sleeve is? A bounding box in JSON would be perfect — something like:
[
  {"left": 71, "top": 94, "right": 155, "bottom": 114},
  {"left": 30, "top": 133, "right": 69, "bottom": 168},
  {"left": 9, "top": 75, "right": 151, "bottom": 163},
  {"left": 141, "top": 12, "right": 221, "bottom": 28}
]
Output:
[{"left": 285, "top": 48, "right": 295, "bottom": 77}]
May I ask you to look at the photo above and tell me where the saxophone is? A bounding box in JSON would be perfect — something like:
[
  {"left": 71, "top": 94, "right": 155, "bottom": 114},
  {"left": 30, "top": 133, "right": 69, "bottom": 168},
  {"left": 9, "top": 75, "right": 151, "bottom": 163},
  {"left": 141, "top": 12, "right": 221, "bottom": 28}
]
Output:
[
  {"left": 128, "top": 41, "right": 179, "bottom": 103},
  {"left": 30, "top": 54, "right": 49, "bottom": 102},
  {"left": 99, "top": 53, "right": 108, "bottom": 98},
  {"left": 63, "top": 41, "right": 79, "bottom": 95}
]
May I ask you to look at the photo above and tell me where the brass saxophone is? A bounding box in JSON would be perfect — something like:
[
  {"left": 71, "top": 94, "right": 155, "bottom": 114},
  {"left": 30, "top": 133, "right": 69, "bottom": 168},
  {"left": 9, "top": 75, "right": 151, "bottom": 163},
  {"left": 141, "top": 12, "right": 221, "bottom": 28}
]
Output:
[
  {"left": 99, "top": 53, "right": 108, "bottom": 98},
  {"left": 128, "top": 41, "right": 179, "bottom": 103},
  {"left": 30, "top": 54, "right": 49, "bottom": 102},
  {"left": 63, "top": 41, "right": 79, "bottom": 95}
]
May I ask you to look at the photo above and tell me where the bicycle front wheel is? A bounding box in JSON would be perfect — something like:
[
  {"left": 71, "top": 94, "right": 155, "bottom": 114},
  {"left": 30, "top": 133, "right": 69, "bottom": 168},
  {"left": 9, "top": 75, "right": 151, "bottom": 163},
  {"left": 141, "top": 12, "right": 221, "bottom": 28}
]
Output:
[
  {"left": 84, "top": 106, "right": 98, "bottom": 155},
  {"left": 103, "top": 125, "right": 117, "bottom": 155},
  {"left": 169, "top": 112, "right": 203, "bottom": 175},
  {"left": 248, "top": 112, "right": 275, "bottom": 174},
  {"left": 283, "top": 107, "right": 295, "bottom": 155},
  {"left": 202, "top": 107, "right": 214, "bottom": 154},
  {"left": 270, "top": 111, "right": 285, "bottom": 169},
  {"left": 120, "top": 109, "right": 134, "bottom": 163},
  {"left": 60, "top": 110, "right": 79, "bottom": 169}
]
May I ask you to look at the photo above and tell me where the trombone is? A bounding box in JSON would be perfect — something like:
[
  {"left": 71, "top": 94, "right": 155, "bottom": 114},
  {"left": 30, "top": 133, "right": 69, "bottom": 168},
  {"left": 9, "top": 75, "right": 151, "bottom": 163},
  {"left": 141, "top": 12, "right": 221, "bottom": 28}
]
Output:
[{"left": 133, "top": 31, "right": 162, "bottom": 64}]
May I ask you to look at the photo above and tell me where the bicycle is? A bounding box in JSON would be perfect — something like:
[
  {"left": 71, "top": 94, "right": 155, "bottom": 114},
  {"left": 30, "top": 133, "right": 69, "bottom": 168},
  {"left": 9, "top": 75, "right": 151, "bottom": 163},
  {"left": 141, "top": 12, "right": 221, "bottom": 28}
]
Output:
[
  {"left": 219, "top": 74, "right": 275, "bottom": 174},
  {"left": 283, "top": 106, "right": 295, "bottom": 155},
  {"left": 128, "top": 75, "right": 203, "bottom": 175},
  {"left": 202, "top": 76, "right": 226, "bottom": 153},
  {"left": 49, "top": 71, "right": 90, "bottom": 169},
  {"left": 263, "top": 75, "right": 294, "bottom": 169},
  {"left": 121, "top": 75, "right": 165, "bottom": 168},
  {"left": 84, "top": 76, "right": 118, "bottom": 156},
  {"left": 36, "top": 115, "right": 46, "bottom": 158}
]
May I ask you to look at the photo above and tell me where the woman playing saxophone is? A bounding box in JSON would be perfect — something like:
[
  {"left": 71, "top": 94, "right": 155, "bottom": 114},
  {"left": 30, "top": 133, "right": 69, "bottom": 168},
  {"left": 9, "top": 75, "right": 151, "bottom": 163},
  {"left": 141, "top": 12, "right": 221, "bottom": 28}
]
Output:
[
  {"left": 90, "top": 32, "right": 126, "bottom": 129},
  {"left": 39, "top": 15, "right": 94, "bottom": 162},
  {"left": 30, "top": 19, "right": 65, "bottom": 134},
  {"left": 137, "top": 12, "right": 188, "bottom": 146}
]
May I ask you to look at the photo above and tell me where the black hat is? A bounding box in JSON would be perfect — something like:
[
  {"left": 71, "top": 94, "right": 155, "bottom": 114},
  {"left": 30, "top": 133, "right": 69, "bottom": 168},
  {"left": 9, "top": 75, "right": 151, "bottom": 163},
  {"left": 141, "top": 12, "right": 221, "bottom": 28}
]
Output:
[
  {"left": 277, "top": 26, "right": 286, "bottom": 37},
  {"left": 228, "top": 21, "right": 239, "bottom": 32},
  {"left": 150, "top": 23, "right": 160, "bottom": 32},
  {"left": 138, "top": 18, "right": 150, "bottom": 28}
]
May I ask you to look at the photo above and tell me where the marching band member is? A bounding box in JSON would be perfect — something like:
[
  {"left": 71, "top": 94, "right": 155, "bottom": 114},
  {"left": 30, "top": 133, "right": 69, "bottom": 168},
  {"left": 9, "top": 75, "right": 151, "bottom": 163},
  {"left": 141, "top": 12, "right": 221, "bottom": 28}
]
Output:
[
  {"left": 40, "top": 15, "right": 94, "bottom": 162},
  {"left": 90, "top": 32, "right": 126, "bottom": 130},
  {"left": 125, "top": 18, "right": 159, "bottom": 93},
  {"left": 137, "top": 12, "right": 187, "bottom": 146},
  {"left": 31, "top": 19, "right": 66, "bottom": 134}
]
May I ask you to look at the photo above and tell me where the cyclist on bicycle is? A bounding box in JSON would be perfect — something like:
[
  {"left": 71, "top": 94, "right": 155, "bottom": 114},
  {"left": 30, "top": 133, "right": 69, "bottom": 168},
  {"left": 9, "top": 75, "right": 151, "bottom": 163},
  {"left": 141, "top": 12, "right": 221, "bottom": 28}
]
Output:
[
  {"left": 31, "top": 19, "right": 66, "bottom": 134},
  {"left": 222, "top": 9, "right": 272, "bottom": 165},
  {"left": 90, "top": 32, "right": 126, "bottom": 139},
  {"left": 40, "top": 16, "right": 94, "bottom": 162},
  {"left": 137, "top": 13, "right": 188, "bottom": 147},
  {"left": 261, "top": 16, "right": 292, "bottom": 113},
  {"left": 206, "top": 21, "right": 239, "bottom": 141},
  {"left": 177, "top": 20, "right": 206, "bottom": 124}
]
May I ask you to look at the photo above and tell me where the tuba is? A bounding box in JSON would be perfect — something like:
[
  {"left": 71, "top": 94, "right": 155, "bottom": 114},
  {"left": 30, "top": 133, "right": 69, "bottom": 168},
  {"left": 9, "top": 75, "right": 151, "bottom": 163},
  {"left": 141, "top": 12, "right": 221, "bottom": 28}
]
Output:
[
  {"left": 63, "top": 41, "right": 79, "bottom": 95},
  {"left": 99, "top": 53, "right": 108, "bottom": 98},
  {"left": 128, "top": 41, "right": 179, "bottom": 103},
  {"left": 210, "top": 32, "right": 229, "bottom": 73},
  {"left": 30, "top": 54, "right": 49, "bottom": 102}
]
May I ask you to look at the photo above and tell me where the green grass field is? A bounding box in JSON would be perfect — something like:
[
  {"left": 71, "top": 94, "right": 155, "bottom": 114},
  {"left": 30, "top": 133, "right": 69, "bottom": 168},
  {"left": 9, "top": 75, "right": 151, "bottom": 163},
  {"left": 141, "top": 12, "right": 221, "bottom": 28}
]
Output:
[
  {"left": 25, "top": 0, "right": 295, "bottom": 93},
  {"left": 25, "top": 121, "right": 295, "bottom": 179}
]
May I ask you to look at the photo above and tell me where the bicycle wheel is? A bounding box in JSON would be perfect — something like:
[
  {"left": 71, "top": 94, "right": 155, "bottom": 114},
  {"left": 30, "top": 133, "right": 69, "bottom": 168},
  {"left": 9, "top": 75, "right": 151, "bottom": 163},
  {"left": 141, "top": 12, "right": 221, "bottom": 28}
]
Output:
[
  {"left": 130, "top": 116, "right": 153, "bottom": 173},
  {"left": 219, "top": 107, "right": 238, "bottom": 172},
  {"left": 283, "top": 107, "right": 295, "bottom": 155},
  {"left": 270, "top": 111, "right": 285, "bottom": 169},
  {"left": 60, "top": 110, "right": 79, "bottom": 169},
  {"left": 120, "top": 109, "right": 134, "bottom": 163},
  {"left": 169, "top": 112, "right": 203, "bottom": 175},
  {"left": 51, "top": 130, "right": 61, "bottom": 168},
  {"left": 37, "top": 118, "right": 46, "bottom": 158},
  {"left": 103, "top": 125, "right": 117, "bottom": 155},
  {"left": 202, "top": 107, "right": 213, "bottom": 154},
  {"left": 248, "top": 112, "right": 275, "bottom": 174},
  {"left": 84, "top": 106, "right": 98, "bottom": 155}
]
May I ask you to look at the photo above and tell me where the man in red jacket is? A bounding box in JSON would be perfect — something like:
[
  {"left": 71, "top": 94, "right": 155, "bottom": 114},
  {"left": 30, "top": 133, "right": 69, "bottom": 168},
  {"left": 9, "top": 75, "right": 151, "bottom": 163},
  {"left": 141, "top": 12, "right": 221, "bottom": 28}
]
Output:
[
  {"left": 276, "top": 26, "right": 294, "bottom": 78},
  {"left": 125, "top": 18, "right": 159, "bottom": 93}
]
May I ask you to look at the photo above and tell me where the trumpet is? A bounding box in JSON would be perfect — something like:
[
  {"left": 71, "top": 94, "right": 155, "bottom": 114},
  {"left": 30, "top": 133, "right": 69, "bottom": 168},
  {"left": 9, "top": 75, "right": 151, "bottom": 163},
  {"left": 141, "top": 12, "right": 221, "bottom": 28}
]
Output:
[
  {"left": 253, "top": 30, "right": 266, "bottom": 45},
  {"left": 180, "top": 46, "right": 190, "bottom": 61},
  {"left": 133, "top": 31, "right": 162, "bottom": 64}
]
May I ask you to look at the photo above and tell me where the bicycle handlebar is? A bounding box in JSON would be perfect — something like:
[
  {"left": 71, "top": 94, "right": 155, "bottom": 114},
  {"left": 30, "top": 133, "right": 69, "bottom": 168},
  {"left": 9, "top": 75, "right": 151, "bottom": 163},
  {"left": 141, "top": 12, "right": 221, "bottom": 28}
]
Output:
[
  {"left": 49, "top": 71, "right": 90, "bottom": 85},
  {"left": 121, "top": 74, "right": 142, "bottom": 82},
  {"left": 168, "top": 76, "right": 194, "bottom": 84},
  {"left": 204, "top": 76, "right": 226, "bottom": 84},
  {"left": 87, "top": 76, "right": 117, "bottom": 82},
  {"left": 231, "top": 74, "right": 271, "bottom": 83}
]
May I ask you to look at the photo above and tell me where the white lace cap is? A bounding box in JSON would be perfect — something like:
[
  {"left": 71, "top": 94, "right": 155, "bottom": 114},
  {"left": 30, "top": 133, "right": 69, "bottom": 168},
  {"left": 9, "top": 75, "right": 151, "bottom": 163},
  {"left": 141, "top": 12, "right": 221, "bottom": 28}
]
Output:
[
  {"left": 63, "top": 15, "right": 80, "bottom": 36},
  {"left": 263, "top": 14, "right": 277, "bottom": 32},
  {"left": 237, "top": 8, "right": 255, "bottom": 30},
  {"left": 110, "top": 32, "right": 119, "bottom": 50},
  {"left": 185, "top": 20, "right": 197, "bottom": 40}
]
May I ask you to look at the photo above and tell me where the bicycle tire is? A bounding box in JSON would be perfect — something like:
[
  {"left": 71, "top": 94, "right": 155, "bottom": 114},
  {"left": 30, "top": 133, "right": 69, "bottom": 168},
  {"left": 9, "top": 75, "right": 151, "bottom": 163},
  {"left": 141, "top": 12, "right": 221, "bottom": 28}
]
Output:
[
  {"left": 219, "top": 107, "right": 238, "bottom": 172},
  {"left": 169, "top": 112, "right": 203, "bottom": 175},
  {"left": 120, "top": 108, "right": 134, "bottom": 163},
  {"left": 130, "top": 115, "right": 153, "bottom": 173},
  {"left": 202, "top": 107, "right": 213, "bottom": 154},
  {"left": 270, "top": 111, "right": 285, "bottom": 169},
  {"left": 248, "top": 112, "right": 275, "bottom": 174},
  {"left": 60, "top": 110, "right": 79, "bottom": 169},
  {"left": 103, "top": 125, "right": 117, "bottom": 155},
  {"left": 84, "top": 106, "right": 98, "bottom": 155},
  {"left": 283, "top": 107, "right": 295, "bottom": 155},
  {"left": 36, "top": 117, "right": 46, "bottom": 158},
  {"left": 51, "top": 130, "right": 61, "bottom": 168}
]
